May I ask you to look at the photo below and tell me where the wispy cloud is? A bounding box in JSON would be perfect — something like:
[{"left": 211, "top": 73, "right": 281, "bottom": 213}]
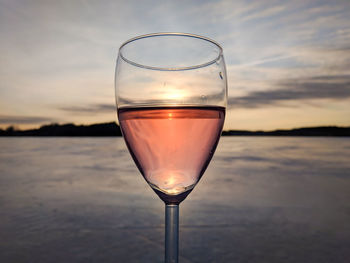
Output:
[
  {"left": 232, "top": 54, "right": 297, "bottom": 68},
  {"left": 241, "top": 5, "right": 286, "bottom": 22},
  {"left": 229, "top": 74, "right": 350, "bottom": 108},
  {"left": 58, "top": 103, "right": 115, "bottom": 115}
]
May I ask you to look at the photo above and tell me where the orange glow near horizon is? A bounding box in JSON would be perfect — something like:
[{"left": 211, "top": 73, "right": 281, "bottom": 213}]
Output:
[{"left": 168, "top": 112, "right": 173, "bottom": 120}]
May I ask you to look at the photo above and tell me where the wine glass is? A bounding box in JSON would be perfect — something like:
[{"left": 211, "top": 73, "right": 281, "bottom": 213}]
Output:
[{"left": 115, "top": 33, "right": 227, "bottom": 263}]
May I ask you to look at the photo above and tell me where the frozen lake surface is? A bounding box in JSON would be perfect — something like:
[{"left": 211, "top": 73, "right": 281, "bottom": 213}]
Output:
[{"left": 0, "top": 137, "right": 350, "bottom": 262}]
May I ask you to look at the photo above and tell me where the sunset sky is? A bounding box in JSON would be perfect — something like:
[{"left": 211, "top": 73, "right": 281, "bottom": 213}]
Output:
[{"left": 0, "top": 0, "right": 349, "bottom": 131}]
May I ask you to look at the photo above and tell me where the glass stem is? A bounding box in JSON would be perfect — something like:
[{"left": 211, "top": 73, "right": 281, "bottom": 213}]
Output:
[{"left": 165, "top": 204, "right": 179, "bottom": 263}]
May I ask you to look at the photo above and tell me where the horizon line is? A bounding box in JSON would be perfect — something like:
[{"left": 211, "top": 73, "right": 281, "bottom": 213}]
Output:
[{"left": 1, "top": 121, "right": 350, "bottom": 133}]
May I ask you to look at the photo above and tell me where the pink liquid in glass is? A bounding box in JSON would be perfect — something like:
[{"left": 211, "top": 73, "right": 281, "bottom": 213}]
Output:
[{"left": 118, "top": 106, "right": 225, "bottom": 204}]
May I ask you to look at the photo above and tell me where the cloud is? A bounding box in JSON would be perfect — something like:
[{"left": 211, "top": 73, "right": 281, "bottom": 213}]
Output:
[
  {"left": 229, "top": 74, "right": 350, "bottom": 108},
  {"left": 0, "top": 115, "right": 56, "bottom": 124},
  {"left": 59, "top": 103, "right": 115, "bottom": 114},
  {"left": 231, "top": 54, "right": 297, "bottom": 68},
  {"left": 241, "top": 5, "right": 286, "bottom": 22}
]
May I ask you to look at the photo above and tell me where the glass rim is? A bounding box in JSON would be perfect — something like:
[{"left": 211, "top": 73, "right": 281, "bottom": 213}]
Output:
[{"left": 118, "top": 32, "right": 223, "bottom": 71}]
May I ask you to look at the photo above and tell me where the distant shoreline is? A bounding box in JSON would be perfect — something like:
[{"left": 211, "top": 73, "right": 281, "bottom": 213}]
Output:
[{"left": 1, "top": 122, "right": 349, "bottom": 137}]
